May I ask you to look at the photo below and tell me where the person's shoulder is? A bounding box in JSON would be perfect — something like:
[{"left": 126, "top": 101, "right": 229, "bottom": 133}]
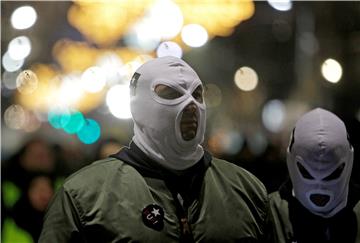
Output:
[
  {"left": 62, "top": 157, "right": 137, "bottom": 191},
  {"left": 209, "top": 157, "right": 269, "bottom": 228},
  {"left": 210, "top": 157, "right": 267, "bottom": 196},
  {"left": 211, "top": 158, "right": 264, "bottom": 184}
]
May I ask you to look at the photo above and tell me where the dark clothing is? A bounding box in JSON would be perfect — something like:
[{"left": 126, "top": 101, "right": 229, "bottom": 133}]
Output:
[
  {"left": 2, "top": 156, "right": 56, "bottom": 243},
  {"left": 268, "top": 179, "right": 360, "bottom": 243},
  {"left": 114, "top": 142, "right": 211, "bottom": 210},
  {"left": 39, "top": 144, "right": 269, "bottom": 242},
  {"left": 12, "top": 196, "right": 44, "bottom": 241}
]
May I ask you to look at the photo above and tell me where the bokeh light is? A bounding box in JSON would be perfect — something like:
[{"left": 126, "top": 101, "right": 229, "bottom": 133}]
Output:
[
  {"left": 106, "top": 84, "right": 132, "bottom": 119},
  {"left": 63, "top": 111, "right": 86, "bottom": 134},
  {"left": 262, "top": 99, "right": 286, "bottom": 133},
  {"left": 2, "top": 51, "right": 24, "bottom": 72},
  {"left": 96, "top": 53, "right": 124, "bottom": 86},
  {"left": 119, "top": 59, "right": 147, "bottom": 83},
  {"left": 247, "top": 132, "right": 268, "bottom": 156},
  {"left": 11, "top": 5, "right": 37, "bottom": 30},
  {"left": 77, "top": 119, "right": 101, "bottom": 144},
  {"left": 8, "top": 36, "right": 32, "bottom": 60},
  {"left": 156, "top": 41, "right": 183, "bottom": 58},
  {"left": 181, "top": 24, "right": 208, "bottom": 48},
  {"left": 81, "top": 66, "right": 106, "bottom": 93},
  {"left": 48, "top": 107, "right": 71, "bottom": 129},
  {"left": 321, "top": 58, "right": 343, "bottom": 83},
  {"left": 234, "top": 66, "right": 258, "bottom": 91},
  {"left": 148, "top": 0, "right": 183, "bottom": 40},
  {"left": 125, "top": 24, "right": 161, "bottom": 52},
  {"left": 4, "top": 104, "right": 27, "bottom": 130},
  {"left": 208, "top": 129, "right": 244, "bottom": 156},
  {"left": 299, "top": 32, "right": 319, "bottom": 56},
  {"left": 204, "top": 83, "right": 222, "bottom": 108},
  {"left": 268, "top": 0, "right": 292, "bottom": 11},
  {"left": 125, "top": 0, "right": 183, "bottom": 52},
  {"left": 58, "top": 74, "right": 84, "bottom": 106},
  {"left": 2, "top": 70, "right": 21, "bottom": 90},
  {"left": 16, "top": 70, "right": 38, "bottom": 94},
  {"left": 23, "top": 111, "right": 42, "bottom": 133},
  {"left": 221, "top": 131, "right": 245, "bottom": 155},
  {"left": 67, "top": 1, "right": 151, "bottom": 46}
]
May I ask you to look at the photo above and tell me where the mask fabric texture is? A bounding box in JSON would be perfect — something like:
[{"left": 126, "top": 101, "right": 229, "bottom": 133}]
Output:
[
  {"left": 287, "top": 108, "right": 353, "bottom": 218},
  {"left": 130, "top": 56, "right": 206, "bottom": 171}
]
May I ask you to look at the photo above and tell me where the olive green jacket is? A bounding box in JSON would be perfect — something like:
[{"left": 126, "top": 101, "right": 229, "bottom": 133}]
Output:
[{"left": 39, "top": 157, "right": 269, "bottom": 243}]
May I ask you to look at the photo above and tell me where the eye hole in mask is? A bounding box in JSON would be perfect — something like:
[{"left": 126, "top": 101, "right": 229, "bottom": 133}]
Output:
[
  {"left": 322, "top": 163, "right": 345, "bottom": 181},
  {"left": 155, "top": 84, "right": 182, "bottom": 99},
  {"left": 155, "top": 84, "right": 204, "bottom": 103},
  {"left": 192, "top": 85, "right": 203, "bottom": 103},
  {"left": 297, "top": 162, "right": 314, "bottom": 179}
]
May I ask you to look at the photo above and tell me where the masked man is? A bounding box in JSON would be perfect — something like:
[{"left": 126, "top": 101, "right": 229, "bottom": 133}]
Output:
[
  {"left": 268, "top": 108, "right": 360, "bottom": 243},
  {"left": 39, "top": 56, "right": 269, "bottom": 243}
]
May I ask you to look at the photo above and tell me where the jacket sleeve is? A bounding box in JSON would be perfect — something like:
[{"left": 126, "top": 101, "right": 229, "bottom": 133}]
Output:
[{"left": 39, "top": 186, "right": 86, "bottom": 243}]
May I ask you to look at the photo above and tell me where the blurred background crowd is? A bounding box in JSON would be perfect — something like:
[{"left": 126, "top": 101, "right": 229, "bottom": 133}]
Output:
[{"left": 1, "top": 1, "right": 360, "bottom": 242}]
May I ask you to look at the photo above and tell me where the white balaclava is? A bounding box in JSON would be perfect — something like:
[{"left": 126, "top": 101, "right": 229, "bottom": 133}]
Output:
[
  {"left": 287, "top": 108, "right": 354, "bottom": 218},
  {"left": 130, "top": 56, "right": 206, "bottom": 171}
]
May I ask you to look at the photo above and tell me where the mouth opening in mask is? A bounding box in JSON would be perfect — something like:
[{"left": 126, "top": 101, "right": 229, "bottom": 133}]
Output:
[
  {"left": 180, "top": 102, "right": 198, "bottom": 141},
  {"left": 310, "top": 193, "right": 331, "bottom": 207}
]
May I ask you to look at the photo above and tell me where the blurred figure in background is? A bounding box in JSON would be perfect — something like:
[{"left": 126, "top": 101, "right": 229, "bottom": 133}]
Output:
[
  {"left": 1, "top": 138, "right": 62, "bottom": 243},
  {"left": 268, "top": 108, "right": 360, "bottom": 243},
  {"left": 93, "top": 137, "right": 123, "bottom": 160}
]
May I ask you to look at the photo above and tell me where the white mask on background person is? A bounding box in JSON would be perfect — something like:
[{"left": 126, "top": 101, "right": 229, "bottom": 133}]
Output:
[
  {"left": 130, "top": 56, "right": 206, "bottom": 171},
  {"left": 287, "top": 108, "right": 354, "bottom": 218}
]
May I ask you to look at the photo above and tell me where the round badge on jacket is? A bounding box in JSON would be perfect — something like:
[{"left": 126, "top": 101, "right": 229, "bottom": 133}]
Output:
[{"left": 142, "top": 204, "right": 165, "bottom": 231}]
